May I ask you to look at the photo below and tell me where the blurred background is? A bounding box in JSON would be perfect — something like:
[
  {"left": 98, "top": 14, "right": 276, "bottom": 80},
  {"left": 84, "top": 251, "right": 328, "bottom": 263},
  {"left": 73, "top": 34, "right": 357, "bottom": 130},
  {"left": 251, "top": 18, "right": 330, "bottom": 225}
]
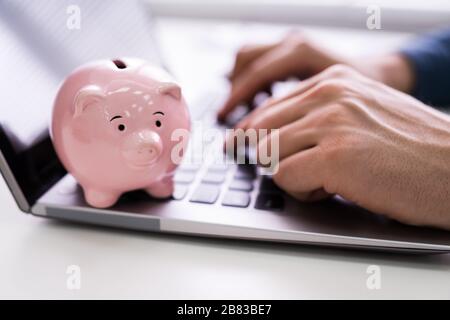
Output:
[
  {"left": 147, "top": 0, "right": 450, "bottom": 31},
  {"left": 146, "top": 0, "right": 450, "bottom": 95},
  {"left": 0, "top": 0, "right": 449, "bottom": 151}
]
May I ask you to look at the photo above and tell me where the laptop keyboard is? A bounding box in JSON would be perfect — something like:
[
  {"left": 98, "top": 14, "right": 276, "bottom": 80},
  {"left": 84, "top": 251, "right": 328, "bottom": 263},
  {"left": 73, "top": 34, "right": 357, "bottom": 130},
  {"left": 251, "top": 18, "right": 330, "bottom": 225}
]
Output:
[
  {"left": 172, "top": 111, "right": 285, "bottom": 211},
  {"left": 173, "top": 161, "right": 285, "bottom": 211},
  {"left": 166, "top": 81, "right": 303, "bottom": 212}
]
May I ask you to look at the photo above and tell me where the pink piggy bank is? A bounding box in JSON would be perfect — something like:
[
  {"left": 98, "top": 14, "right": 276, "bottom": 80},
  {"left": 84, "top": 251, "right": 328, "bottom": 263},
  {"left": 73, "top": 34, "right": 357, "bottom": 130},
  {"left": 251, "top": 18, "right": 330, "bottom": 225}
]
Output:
[{"left": 51, "top": 58, "right": 190, "bottom": 208}]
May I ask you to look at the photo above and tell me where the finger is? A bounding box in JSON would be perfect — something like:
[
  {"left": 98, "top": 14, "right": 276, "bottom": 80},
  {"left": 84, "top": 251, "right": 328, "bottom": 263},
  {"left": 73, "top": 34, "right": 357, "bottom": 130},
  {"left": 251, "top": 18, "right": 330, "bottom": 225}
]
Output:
[
  {"left": 239, "top": 87, "right": 338, "bottom": 133},
  {"left": 290, "top": 188, "right": 331, "bottom": 202},
  {"left": 229, "top": 43, "right": 279, "bottom": 81},
  {"left": 218, "top": 46, "right": 305, "bottom": 121},
  {"left": 257, "top": 112, "right": 324, "bottom": 164},
  {"left": 256, "top": 67, "right": 335, "bottom": 110},
  {"left": 234, "top": 70, "right": 334, "bottom": 130},
  {"left": 272, "top": 146, "right": 327, "bottom": 201}
]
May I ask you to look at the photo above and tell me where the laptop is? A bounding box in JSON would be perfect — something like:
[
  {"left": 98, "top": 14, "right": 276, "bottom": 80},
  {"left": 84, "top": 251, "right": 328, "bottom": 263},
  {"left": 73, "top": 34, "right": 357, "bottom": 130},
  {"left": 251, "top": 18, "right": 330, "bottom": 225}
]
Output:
[{"left": 1, "top": 0, "right": 450, "bottom": 254}]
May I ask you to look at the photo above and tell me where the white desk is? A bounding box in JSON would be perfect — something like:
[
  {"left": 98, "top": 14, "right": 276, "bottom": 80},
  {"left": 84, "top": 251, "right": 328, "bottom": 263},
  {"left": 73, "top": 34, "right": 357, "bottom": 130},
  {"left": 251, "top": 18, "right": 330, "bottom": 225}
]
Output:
[
  {"left": 1, "top": 19, "right": 450, "bottom": 299},
  {"left": 1, "top": 175, "right": 450, "bottom": 299}
]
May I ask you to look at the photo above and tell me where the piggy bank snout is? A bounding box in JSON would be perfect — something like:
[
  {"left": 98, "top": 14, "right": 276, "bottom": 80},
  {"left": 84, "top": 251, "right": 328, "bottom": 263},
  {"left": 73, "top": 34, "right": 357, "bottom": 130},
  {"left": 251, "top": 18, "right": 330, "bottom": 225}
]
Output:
[{"left": 122, "top": 130, "right": 163, "bottom": 167}]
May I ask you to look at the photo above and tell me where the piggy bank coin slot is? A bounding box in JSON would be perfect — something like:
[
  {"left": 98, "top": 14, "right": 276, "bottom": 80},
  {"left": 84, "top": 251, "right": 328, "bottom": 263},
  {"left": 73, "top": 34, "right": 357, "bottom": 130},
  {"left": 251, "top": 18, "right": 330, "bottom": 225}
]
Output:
[{"left": 112, "top": 59, "right": 127, "bottom": 69}]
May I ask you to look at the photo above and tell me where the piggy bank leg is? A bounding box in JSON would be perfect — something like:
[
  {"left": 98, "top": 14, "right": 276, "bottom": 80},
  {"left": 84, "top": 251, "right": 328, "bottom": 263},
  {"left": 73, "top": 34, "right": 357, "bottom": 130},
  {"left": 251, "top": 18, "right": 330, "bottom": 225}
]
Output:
[
  {"left": 145, "top": 177, "right": 174, "bottom": 199},
  {"left": 83, "top": 188, "right": 120, "bottom": 208}
]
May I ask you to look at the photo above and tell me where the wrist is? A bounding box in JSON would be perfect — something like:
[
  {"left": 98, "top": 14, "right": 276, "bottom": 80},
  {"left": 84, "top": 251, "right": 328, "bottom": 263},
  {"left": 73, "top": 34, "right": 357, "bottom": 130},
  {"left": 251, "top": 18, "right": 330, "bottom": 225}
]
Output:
[{"left": 350, "top": 54, "right": 416, "bottom": 93}]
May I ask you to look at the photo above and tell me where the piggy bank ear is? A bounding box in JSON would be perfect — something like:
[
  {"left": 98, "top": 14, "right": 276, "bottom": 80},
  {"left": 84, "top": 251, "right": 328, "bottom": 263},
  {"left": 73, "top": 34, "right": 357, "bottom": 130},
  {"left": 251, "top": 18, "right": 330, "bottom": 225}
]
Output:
[
  {"left": 74, "top": 85, "right": 105, "bottom": 118},
  {"left": 158, "top": 82, "right": 181, "bottom": 100}
]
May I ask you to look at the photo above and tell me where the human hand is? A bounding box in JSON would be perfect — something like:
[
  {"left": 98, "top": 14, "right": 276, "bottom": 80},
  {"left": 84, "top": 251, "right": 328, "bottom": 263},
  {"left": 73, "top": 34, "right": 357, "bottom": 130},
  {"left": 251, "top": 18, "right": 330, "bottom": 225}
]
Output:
[
  {"left": 218, "top": 32, "right": 415, "bottom": 122},
  {"left": 218, "top": 33, "right": 344, "bottom": 121},
  {"left": 232, "top": 65, "right": 450, "bottom": 229}
]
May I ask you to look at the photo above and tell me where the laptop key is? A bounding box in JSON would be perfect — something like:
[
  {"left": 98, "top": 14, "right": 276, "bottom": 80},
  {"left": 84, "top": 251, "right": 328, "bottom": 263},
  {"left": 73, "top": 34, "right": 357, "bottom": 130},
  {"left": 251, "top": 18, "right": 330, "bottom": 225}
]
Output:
[
  {"left": 259, "top": 176, "right": 282, "bottom": 193},
  {"left": 202, "top": 171, "right": 226, "bottom": 184},
  {"left": 208, "top": 163, "right": 229, "bottom": 172},
  {"left": 234, "top": 164, "right": 256, "bottom": 180},
  {"left": 224, "top": 104, "right": 249, "bottom": 127},
  {"left": 174, "top": 172, "right": 196, "bottom": 184},
  {"left": 229, "top": 179, "right": 253, "bottom": 192},
  {"left": 179, "top": 162, "right": 201, "bottom": 172},
  {"left": 190, "top": 184, "right": 220, "bottom": 204},
  {"left": 255, "top": 193, "right": 284, "bottom": 211},
  {"left": 172, "top": 184, "right": 189, "bottom": 200},
  {"left": 222, "top": 191, "right": 250, "bottom": 208}
]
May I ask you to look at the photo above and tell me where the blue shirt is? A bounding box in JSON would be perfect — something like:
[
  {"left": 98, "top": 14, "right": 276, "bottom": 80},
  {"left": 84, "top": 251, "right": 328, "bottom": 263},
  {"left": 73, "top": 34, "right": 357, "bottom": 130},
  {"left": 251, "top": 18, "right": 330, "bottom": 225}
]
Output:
[{"left": 400, "top": 28, "right": 450, "bottom": 108}]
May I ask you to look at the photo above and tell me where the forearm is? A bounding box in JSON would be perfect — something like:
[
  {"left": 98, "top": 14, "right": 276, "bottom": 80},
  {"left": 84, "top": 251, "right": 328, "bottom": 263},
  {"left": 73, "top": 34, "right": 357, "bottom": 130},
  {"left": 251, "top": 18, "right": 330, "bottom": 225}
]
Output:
[
  {"left": 348, "top": 28, "right": 450, "bottom": 109},
  {"left": 349, "top": 53, "right": 415, "bottom": 94}
]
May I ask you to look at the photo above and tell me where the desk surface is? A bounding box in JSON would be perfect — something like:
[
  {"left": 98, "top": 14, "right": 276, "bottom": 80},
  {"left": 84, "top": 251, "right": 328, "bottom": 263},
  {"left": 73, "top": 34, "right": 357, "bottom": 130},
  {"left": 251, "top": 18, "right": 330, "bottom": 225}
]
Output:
[
  {"left": 1, "top": 177, "right": 450, "bottom": 299},
  {"left": 1, "top": 19, "right": 450, "bottom": 299}
]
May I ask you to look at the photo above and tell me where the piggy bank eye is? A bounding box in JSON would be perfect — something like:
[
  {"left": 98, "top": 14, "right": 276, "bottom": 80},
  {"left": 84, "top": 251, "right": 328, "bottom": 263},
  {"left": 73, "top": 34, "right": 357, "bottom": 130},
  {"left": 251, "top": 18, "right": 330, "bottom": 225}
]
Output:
[
  {"left": 117, "top": 124, "right": 126, "bottom": 132},
  {"left": 155, "top": 120, "right": 162, "bottom": 128}
]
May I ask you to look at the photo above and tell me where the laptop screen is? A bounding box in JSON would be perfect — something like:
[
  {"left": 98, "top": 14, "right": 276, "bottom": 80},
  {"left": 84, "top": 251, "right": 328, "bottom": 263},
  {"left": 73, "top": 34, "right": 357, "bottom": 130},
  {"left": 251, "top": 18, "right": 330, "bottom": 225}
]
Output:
[
  {"left": 0, "top": 0, "right": 161, "bottom": 152},
  {"left": 0, "top": 0, "right": 162, "bottom": 209}
]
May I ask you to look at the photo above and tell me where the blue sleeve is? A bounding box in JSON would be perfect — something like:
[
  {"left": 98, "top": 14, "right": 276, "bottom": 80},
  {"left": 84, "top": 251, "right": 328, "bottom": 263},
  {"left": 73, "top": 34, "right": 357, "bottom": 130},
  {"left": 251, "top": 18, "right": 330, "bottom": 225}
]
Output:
[{"left": 399, "top": 28, "right": 450, "bottom": 108}]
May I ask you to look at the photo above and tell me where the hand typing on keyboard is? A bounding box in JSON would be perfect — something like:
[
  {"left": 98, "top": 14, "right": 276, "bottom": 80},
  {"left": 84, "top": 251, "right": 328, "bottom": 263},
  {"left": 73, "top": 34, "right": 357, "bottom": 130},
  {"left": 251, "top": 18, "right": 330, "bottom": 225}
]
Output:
[
  {"left": 218, "top": 31, "right": 413, "bottom": 120},
  {"left": 220, "top": 32, "right": 450, "bottom": 230}
]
